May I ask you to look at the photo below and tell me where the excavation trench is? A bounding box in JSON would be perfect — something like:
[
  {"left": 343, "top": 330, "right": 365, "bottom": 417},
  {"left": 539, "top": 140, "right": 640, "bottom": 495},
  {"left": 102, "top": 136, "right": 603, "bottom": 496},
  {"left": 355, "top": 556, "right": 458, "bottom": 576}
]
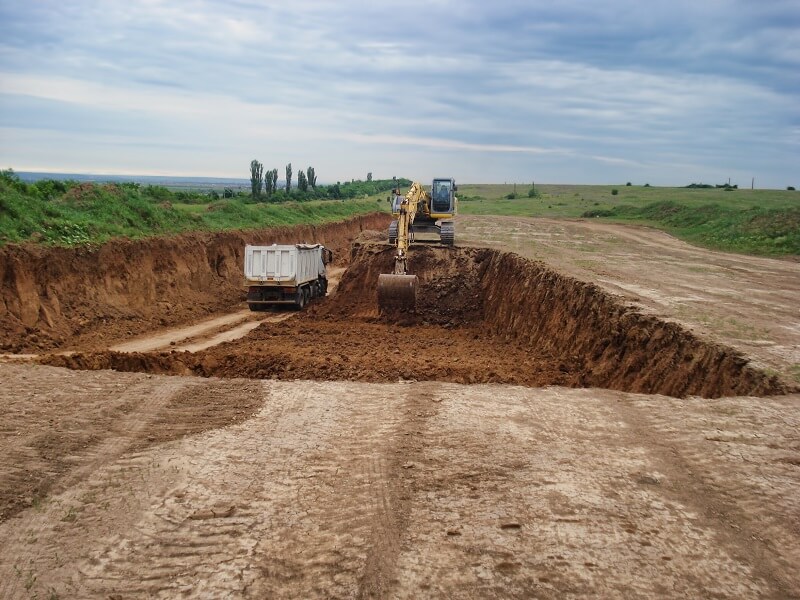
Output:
[
  {"left": 0, "top": 214, "right": 389, "bottom": 353},
  {"left": 41, "top": 239, "right": 792, "bottom": 399}
]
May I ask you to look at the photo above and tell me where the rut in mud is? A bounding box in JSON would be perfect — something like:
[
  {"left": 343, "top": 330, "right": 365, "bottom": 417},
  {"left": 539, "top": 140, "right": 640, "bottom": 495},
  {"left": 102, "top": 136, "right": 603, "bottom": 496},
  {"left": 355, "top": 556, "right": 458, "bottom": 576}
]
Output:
[{"left": 42, "top": 239, "right": 791, "bottom": 398}]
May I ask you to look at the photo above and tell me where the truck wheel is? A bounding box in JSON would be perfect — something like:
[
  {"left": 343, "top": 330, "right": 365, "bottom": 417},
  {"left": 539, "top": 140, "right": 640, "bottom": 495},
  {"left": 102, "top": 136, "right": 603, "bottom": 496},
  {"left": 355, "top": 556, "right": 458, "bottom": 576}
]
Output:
[
  {"left": 303, "top": 286, "right": 311, "bottom": 305},
  {"left": 296, "top": 289, "right": 306, "bottom": 309}
]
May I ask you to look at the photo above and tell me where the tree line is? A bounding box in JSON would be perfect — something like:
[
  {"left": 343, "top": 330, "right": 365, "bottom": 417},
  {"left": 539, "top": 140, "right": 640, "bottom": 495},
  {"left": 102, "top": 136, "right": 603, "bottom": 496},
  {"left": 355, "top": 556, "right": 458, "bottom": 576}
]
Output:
[{"left": 248, "top": 160, "right": 409, "bottom": 202}]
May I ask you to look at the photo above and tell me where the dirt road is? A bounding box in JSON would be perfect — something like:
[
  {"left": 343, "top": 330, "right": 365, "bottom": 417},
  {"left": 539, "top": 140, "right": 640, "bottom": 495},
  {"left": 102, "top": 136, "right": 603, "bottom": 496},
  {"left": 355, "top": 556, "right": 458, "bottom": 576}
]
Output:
[
  {"left": 1, "top": 364, "right": 797, "bottom": 598},
  {"left": 1, "top": 218, "right": 798, "bottom": 598}
]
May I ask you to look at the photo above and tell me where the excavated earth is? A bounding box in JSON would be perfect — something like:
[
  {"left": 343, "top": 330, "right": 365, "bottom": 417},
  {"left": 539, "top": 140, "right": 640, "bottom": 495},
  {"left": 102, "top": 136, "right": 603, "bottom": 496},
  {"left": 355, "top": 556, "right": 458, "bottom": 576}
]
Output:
[
  {"left": 2, "top": 215, "right": 800, "bottom": 599},
  {"left": 0, "top": 213, "right": 389, "bottom": 353},
  {"left": 41, "top": 239, "right": 791, "bottom": 399}
]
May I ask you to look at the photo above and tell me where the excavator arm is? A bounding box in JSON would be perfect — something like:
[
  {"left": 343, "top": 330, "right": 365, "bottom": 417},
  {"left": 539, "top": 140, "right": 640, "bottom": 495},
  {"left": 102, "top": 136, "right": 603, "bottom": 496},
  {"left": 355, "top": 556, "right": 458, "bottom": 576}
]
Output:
[
  {"left": 377, "top": 181, "right": 428, "bottom": 312},
  {"left": 392, "top": 181, "right": 427, "bottom": 275}
]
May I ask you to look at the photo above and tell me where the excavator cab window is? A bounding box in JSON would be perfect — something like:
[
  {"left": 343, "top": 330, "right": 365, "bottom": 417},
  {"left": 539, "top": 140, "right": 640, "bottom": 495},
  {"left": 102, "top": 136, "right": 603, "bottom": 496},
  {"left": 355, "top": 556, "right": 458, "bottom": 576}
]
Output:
[
  {"left": 391, "top": 193, "right": 404, "bottom": 213},
  {"left": 432, "top": 180, "right": 452, "bottom": 213}
]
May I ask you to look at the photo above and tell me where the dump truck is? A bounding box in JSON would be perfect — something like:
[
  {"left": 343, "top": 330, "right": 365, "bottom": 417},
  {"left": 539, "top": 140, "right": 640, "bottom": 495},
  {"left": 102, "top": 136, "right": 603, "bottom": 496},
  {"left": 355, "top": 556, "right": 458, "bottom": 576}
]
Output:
[{"left": 244, "top": 243, "right": 333, "bottom": 311}]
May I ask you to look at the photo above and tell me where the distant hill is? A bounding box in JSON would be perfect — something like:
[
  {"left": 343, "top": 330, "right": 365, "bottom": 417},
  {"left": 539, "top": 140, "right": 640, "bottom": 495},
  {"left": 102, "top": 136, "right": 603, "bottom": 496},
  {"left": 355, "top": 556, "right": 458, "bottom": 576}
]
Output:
[{"left": 16, "top": 171, "right": 250, "bottom": 191}]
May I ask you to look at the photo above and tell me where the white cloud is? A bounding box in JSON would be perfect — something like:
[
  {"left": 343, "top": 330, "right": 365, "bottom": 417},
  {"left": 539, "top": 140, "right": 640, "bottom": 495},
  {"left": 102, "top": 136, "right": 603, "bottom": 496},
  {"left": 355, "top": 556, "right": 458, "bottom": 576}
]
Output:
[{"left": 0, "top": 0, "right": 797, "bottom": 186}]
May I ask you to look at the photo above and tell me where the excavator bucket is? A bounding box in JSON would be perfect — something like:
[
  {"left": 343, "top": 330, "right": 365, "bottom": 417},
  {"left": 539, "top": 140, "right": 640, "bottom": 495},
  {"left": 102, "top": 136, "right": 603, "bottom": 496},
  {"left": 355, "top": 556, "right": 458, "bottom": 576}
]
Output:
[{"left": 377, "top": 274, "right": 418, "bottom": 313}]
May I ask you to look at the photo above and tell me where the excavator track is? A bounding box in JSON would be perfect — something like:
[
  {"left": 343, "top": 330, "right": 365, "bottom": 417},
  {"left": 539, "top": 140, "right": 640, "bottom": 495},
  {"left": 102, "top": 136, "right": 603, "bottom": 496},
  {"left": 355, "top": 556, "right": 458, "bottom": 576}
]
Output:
[{"left": 440, "top": 221, "right": 455, "bottom": 246}]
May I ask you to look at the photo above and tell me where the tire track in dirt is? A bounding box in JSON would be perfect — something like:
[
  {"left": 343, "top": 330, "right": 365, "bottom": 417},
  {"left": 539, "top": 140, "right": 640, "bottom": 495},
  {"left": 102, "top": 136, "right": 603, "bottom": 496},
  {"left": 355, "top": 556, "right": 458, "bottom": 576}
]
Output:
[
  {"left": 357, "top": 382, "right": 442, "bottom": 599},
  {"left": 55, "top": 380, "right": 444, "bottom": 599},
  {"left": 0, "top": 375, "right": 192, "bottom": 599},
  {"left": 0, "top": 372, "right": 268, "bottom": 600},
  {"left": 65, "top": 380, "right": 326, "bottom": 598},
  {"left": 2, "top": 367, "right": 798, "bottom": 598},
  {"left": 386, "top": 385, "right": 784, "bottom": 598},
  {"left": 612, "top": 394, "right": 800, "bottom": 600}
]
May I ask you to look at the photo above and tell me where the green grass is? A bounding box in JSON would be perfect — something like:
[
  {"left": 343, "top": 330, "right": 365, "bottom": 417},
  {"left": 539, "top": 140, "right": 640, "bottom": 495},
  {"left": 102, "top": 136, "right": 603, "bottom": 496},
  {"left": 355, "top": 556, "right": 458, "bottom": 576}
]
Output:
[
  {"left": 457, "top": 184, "right": 800, "bottom": 256},
  {"left": 3, "top": 172, "right": 797, "bottom": 256},
  {"left": 0, "top": 172, "right": 388, "bottom": 246}
]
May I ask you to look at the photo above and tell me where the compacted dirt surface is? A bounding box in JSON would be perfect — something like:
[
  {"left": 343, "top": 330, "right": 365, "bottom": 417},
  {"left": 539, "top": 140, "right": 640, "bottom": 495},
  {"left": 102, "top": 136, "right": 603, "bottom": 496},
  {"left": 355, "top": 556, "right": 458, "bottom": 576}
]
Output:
[{"left": 1, "top": 214, "right": 799, "bottom": 599}]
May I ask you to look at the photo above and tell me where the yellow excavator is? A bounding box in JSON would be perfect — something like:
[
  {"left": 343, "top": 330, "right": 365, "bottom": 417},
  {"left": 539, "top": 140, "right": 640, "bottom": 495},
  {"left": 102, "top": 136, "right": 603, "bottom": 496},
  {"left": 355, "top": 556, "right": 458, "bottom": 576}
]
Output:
[{"left": 377, "top": 178, "right": 457, "bottom": 312}]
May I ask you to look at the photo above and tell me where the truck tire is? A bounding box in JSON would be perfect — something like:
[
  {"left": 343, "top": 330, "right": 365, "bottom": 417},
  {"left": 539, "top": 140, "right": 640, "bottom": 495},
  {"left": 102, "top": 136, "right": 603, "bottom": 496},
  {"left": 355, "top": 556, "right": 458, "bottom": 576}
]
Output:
[{"left": 296, "top": 288, "right": 306, "bottom": 310}]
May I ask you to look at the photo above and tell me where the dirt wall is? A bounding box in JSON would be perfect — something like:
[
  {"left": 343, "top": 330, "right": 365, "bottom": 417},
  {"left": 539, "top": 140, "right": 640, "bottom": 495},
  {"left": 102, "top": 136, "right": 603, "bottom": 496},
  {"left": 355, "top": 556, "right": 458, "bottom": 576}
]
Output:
[
  {"left": 476, "top": 251, "right": 782, "bottom": 398},
  {"left": 0, "top": 214, "right": 390, "bottom": 352},
  {"left": 29, "top": 235, "right": 792, "bottom": 398},
  {"left": 326, "top": 242, "right": 789, "bottom": 398}
]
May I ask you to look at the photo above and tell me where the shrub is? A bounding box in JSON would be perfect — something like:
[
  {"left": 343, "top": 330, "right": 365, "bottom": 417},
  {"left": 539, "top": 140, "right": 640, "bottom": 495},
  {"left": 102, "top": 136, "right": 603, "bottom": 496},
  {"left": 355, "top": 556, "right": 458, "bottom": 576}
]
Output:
[
  {"left": 611, "top": 189, "right": 619, "bottom": 196},
  {"left": 505, "top": 192, "right": 518, "bottom": 199},
  {"left": 582, "top": 209, "right": 615, "bottom": 218},
  {"left": 527, "top": 188, "right": 539, "bottom": 198},
  {"left": 626, "top": 182, "right": 632, "bottom": 186},
  {"left": 788, "top": 186, "right": 796, "bottom": 191},
  {"left": 644, "top": 183, "right": 651, "bottom": 187}
]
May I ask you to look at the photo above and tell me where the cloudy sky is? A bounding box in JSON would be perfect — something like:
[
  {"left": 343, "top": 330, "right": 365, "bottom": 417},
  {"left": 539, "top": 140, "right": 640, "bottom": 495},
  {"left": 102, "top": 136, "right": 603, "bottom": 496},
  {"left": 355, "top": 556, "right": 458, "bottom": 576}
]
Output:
[{"left": 0, "top": 0, "right": 798, "bottom": 186}]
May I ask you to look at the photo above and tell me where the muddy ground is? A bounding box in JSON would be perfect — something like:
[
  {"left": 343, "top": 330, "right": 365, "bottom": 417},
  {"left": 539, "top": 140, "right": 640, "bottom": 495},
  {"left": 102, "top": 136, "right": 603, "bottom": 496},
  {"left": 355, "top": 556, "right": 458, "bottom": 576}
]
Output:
[{"left": 1, "top": 215, "right": 799, "bottom": 599}]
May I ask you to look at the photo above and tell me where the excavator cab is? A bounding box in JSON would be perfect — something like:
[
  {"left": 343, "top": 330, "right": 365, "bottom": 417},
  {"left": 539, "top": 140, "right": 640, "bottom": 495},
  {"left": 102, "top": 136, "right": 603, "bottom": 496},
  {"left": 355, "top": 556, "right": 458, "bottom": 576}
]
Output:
[{"left": 431, "top": 178, "right": 455, "bottom": 213}]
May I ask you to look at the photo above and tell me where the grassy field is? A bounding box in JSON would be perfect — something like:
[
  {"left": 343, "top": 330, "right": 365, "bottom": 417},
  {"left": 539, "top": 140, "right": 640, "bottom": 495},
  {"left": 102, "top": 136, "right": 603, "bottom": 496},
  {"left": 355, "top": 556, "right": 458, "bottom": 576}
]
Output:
[
  {"left": 0, "top": 172, "right": 388, "bottom": 246},
  {"left": 2, "top": 171, "right": 797, "bottom": 256},
  {"left": 457, "top": 184, "right": 799, "bottom": 256}
]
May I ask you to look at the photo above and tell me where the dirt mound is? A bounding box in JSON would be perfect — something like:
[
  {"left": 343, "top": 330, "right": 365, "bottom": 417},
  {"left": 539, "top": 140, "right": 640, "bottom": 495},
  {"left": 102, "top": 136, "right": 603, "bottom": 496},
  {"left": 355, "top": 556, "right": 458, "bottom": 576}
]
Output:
[
  {"left": 42, "top": 240, "right": 793, "bottom": 398},
  {"left": 320, "top": 242, "right": 486, "bottom": 325},
  {"left": 0, "top": 214, "right": 389, "bottom": 352}
]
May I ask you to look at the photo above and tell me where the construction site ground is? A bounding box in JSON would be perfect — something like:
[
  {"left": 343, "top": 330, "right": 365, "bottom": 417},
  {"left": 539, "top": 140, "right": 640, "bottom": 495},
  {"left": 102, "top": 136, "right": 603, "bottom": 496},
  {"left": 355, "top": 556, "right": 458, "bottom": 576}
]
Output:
[{"left": 1, "top": 215, "right": 799, "bottom": 599}]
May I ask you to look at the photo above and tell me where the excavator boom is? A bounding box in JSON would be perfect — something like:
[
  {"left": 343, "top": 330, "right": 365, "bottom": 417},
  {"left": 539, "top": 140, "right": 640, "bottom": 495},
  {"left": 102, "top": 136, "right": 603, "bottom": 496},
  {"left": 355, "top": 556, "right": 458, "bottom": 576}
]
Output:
[{"left": 377, "top": 182, "right": 428, "bottom": 313}]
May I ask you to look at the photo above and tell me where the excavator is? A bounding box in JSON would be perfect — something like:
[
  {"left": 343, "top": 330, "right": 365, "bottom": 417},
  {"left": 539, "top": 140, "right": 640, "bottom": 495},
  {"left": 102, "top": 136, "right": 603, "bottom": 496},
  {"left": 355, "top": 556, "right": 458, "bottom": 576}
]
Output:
[{"left": 377, "top": 178, "right": 457, "bottom": 313}]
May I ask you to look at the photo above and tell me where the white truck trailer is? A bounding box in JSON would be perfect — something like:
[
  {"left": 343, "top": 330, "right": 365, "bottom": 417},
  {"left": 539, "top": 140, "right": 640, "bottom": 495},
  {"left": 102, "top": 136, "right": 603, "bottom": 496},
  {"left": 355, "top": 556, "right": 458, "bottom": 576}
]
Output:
[{"left": 244, "top": 243, "right": 333, "bottom": 310}]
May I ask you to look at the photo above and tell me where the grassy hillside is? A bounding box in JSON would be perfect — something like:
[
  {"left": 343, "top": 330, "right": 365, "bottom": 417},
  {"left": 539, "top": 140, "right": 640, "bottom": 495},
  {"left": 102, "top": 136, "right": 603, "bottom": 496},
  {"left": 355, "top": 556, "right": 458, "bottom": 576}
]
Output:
[
  {"left": 3, "top": 170, "right": 797, "bottom": 256},
  {"left": 458, "top": 183, "right": 800, "bottom": 256},
  {"left": 0, "top": 171, "right": 389, "bottom": 246}
]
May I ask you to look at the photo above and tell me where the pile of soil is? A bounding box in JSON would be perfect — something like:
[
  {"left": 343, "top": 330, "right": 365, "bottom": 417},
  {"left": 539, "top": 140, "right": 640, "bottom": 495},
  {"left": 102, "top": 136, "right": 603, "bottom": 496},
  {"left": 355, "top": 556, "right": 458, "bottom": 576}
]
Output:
[
  {"left": 0, "top": 214, "right": 389, "bottom": 352},
  {"left": 42, "top": 239, "right": 793, "bottom": 398}
]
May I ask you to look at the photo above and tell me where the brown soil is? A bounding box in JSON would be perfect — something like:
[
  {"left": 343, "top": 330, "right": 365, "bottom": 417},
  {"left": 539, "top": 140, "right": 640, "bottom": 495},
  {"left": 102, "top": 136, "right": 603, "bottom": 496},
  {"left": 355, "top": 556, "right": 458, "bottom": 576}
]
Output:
[
  {"left": 0, "top": 213, "right": 389, "bottom": 353},
  {"left": 2, "top": 218, "right": 800, "bottom": 599},
  {"left": 42, "top": 240, "right": 791, "bottom": 398}
]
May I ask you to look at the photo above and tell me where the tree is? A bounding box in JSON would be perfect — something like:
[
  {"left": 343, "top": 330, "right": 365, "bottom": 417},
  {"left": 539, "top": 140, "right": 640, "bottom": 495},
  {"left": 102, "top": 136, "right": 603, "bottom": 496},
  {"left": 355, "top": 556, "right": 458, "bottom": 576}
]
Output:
[
  {"left": 285, "top": 163, "right": 293, "bottom": 193},
  {"left": 250, "top": 159, "right": 263, "bottom": 198},
  {"left": 264, "top": 168, "right": 275, "bottom": 196},
  {"left": 307, "top": 166, "right": 317, "bottom": 189},
  {"left": 298, "top": 169, "right": 308, "bottom": 192},
  {"left": 266, "top": 169, "right": 278, "bottom": 196},
  {"left": 367, "top": 172, "right": 373, "bottom": 182}
]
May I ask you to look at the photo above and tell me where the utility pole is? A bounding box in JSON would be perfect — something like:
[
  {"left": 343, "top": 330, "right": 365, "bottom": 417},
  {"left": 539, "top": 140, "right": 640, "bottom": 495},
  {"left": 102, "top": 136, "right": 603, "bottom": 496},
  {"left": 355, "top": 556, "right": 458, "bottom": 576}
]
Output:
[{"left": 751, "top": 177, "right": 754, "bottom": 190}]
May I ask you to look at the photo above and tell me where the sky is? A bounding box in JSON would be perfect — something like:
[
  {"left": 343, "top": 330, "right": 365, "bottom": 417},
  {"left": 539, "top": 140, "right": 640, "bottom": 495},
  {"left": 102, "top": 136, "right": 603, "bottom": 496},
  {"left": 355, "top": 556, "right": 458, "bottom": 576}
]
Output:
[{"left": 0, "top": 0, "right": 798, "bottom": 187}]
